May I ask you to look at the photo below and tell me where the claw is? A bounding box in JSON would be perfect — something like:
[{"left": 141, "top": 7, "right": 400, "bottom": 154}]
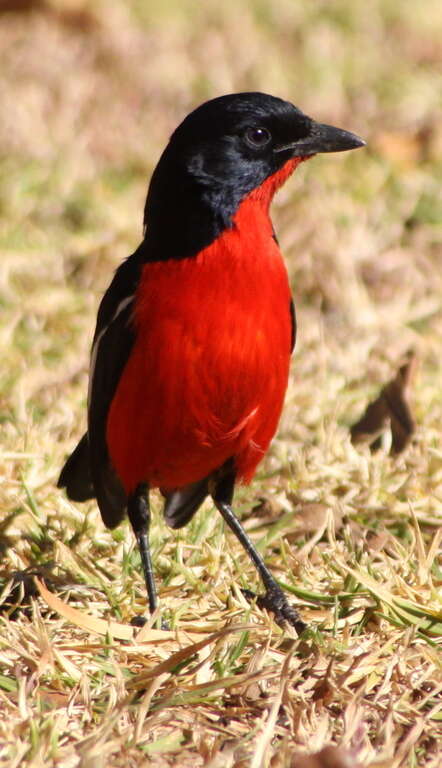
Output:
[
  {"left": 130, "top": 615, "right": 170, "bottom": 631},
  {"left": 130, "top": 614, "right": 148, "bottom": 628},
  {"left": 241, "top": 587, "right": 306, "bottom": 634}
]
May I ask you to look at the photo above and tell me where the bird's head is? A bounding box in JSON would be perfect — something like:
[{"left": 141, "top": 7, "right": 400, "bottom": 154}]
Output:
[
  {"left": 167, "top": 92, "right": 364, "bottom": 196},
  {"left": 143, "top": 92, "right": 365, "bottom": 258}
]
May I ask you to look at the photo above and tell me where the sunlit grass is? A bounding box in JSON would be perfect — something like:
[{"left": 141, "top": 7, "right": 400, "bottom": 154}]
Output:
[{"left": 0, "top": 0, "right": 441, "bottom": 766}]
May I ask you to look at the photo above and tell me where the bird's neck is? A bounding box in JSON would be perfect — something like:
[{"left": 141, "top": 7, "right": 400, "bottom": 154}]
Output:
[{"left": 141, "top": 157, "right": 303, "bottom": 263}]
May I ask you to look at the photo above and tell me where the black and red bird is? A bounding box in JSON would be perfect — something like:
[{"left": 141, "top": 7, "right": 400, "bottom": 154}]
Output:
[{"left": 58, "top": 92, "right": 364, "bottom": 631}]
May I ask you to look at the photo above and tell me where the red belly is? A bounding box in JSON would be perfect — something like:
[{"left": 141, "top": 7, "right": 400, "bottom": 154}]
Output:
[{"left": 107, "top": 201, "right": 292, "bottom": 493}]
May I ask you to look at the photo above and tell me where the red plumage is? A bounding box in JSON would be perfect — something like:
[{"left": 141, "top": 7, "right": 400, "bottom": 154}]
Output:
[{"left": 107, "top": 158, "right": 301, "bottom": 493}]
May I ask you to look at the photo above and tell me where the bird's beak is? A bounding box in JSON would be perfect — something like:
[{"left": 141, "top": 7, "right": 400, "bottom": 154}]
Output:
[{"left": 275, "top": 121, "right": 366, "bottom": 156}]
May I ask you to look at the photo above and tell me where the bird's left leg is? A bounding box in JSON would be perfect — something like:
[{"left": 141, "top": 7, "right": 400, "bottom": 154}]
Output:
[
  {"left": 212, "top": 472, "right": 306, "bottom": 634},
  {"left": 127, "top": 483, "right": 158, "bottom": 617}
]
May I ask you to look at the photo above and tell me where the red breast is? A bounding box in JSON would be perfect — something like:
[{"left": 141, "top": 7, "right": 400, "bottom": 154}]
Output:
[{"left": 106, "top": 159, "right": 300, "bottom": 493}]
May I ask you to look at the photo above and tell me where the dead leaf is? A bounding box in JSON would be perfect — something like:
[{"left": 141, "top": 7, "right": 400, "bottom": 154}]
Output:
[
  {"left": 250, "top": 496, "right": 278, "bottom": 519},
  {"left": 0, "top": 0, "right": 47, "bottom": 13},
  {"left": 290, "top": 745, "right": 362, "bottom": 768},
  {"left": 35, "top": 578, "right": 208, "bottom": 644},
  {"left": 295, "top": 503, "right": 329, "bottom": 533},
  {"left": 35, "top": 578, "right": 150, "bottom": 641},
  {"left": 350, "top": 350, "right": 417, "bottom": 454},
  {"left": 37, "top": 690, "right": 70, "bottom": 709},
  {"left": 364, "top": 530, "right": 390, "bottom": 553},
  {"left": 0, "top": 0, "right": 99, "bottom": 34},
  {"left": 374, "top": 126, "right": 436, "bottom": 167}
]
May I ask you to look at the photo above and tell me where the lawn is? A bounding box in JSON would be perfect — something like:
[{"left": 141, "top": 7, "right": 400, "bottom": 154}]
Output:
[{"left": 0, "top": 1, "right": 441, "bottom": 766}]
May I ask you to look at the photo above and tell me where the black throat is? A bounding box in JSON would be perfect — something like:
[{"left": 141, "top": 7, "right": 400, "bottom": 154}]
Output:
[{"left": 141, "top": 152, "right": 251, "bottom": 263}]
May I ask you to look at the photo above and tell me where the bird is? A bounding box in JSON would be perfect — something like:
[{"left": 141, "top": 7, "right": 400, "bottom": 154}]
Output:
[{"left": 58, "top": 92, "right": 365, "bottom": 632}]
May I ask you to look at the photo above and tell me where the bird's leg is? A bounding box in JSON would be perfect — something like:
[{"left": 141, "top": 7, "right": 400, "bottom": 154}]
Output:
[
  {"left": 213, "top": 473, "right": 306, "bottom": 634},
  {"left": 127, "top": 483, "right": 158, "bottom": 619}
]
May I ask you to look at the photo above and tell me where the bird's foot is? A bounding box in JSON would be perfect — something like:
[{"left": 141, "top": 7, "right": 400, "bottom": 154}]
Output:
[
  {"left": 130, "top": 615, "right": 170, "bottom": 631},
  {"left": 241, "top": 587, "right": 306, "bottom": 635}
]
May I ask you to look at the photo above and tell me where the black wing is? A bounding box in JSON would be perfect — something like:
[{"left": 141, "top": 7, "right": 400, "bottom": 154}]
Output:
[
  {"left": 59, "top": 246, "right": 144, "bottom": 529},
  {"left": 290, "top": 298, "right": 296, "bottom": 353}
]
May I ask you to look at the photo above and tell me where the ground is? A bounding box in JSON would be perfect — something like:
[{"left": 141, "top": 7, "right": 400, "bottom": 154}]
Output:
[{"left": 0, "top": 1, "right": 441, "bottom": 766}]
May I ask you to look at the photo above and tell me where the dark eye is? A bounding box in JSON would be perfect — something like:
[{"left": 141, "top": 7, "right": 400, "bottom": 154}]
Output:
[{"left": 244, "top": 126, "right": 272, "bottom": 149}]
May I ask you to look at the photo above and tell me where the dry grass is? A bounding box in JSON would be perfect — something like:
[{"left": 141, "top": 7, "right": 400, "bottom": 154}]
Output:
[{"left": 0, "top": 1, "right": 441, "bottom": 766}]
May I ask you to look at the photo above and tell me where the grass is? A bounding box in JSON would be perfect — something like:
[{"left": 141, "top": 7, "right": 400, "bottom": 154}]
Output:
[{"left": 0, "top": 0, "right": 441, "bottom": 766}]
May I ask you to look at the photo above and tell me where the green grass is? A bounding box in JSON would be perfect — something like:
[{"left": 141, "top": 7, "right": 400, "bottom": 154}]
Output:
[{"left": 0, "top": 0, "right": 441, "bottom": 766}]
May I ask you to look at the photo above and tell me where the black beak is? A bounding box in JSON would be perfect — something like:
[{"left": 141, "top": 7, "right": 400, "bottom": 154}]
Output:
[{"left": 275, "top": 121, "right": 365, "bottom": 156}]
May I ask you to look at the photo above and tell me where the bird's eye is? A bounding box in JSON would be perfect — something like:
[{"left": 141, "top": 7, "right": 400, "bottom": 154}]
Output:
[{"left": 244, "top": 126, "right": 272, "bottom": 149}]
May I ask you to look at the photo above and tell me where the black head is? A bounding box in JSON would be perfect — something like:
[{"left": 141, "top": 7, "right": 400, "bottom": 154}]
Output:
[{"left": 142, "top": 92, "right": 364, "bottom": 261}]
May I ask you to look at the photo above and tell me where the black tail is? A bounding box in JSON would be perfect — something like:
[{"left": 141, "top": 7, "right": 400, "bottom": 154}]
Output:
[
  {"left": 58, "top": 433, "right": 95, "bottom": 502},
  {"left": 163, "top": 478, "right": 209, "bottom": 529}
]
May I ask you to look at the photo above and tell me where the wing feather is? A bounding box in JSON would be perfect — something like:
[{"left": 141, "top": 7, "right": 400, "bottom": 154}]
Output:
[{"left": 59, "top": 247, "right": 144, "bottom": 529}]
